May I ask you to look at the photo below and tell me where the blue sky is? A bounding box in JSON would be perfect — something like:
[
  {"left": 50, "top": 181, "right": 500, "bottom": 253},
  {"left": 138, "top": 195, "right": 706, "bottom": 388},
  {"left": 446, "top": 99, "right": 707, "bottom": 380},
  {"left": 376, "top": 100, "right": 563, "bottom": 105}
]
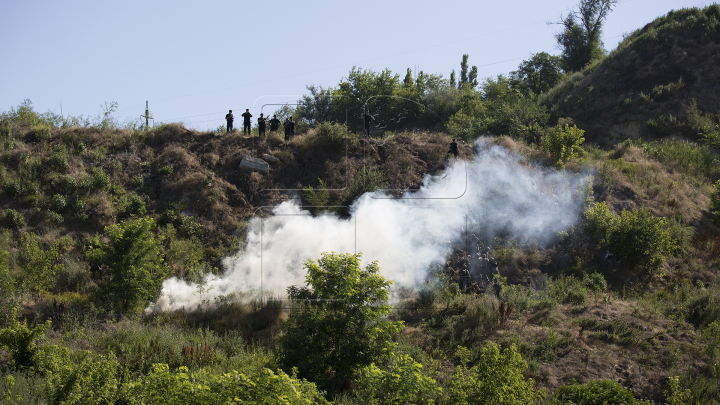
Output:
[{"left": 0, "top": 0, "right": 711, "bottom": 131}]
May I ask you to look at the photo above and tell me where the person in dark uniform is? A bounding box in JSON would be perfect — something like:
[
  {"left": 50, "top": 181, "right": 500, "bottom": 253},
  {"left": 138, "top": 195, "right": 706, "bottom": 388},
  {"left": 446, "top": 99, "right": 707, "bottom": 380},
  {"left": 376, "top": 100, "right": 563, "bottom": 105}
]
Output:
[
  {"left": 446, "top": 138, "right": 459, "bottom": 159},
  {"left": 241, "top": 109, "right": 252, "bottom": 135},
  {"left": 257, "top": 113, "right": 267, "bottom": 136},
  {"left": 363, "top": 109, "right": 373, "bottom": 137},
  {"left": 269, "top": 115, "right": 281, "bottom": 133},
  {"left": 225, "top": 110, "right": 234, "bottom": 133},
  {"left": 493, "top": 279, "right": 502, "bottom": 299},
  {"left": 283, "top": 116, "right": 295, "bottom": 141}
]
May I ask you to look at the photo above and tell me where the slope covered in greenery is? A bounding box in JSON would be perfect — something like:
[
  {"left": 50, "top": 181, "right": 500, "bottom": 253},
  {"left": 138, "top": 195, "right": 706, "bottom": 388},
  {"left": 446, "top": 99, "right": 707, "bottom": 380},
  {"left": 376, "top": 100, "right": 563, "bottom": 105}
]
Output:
[{"left": 1, "top": 4, "right": 720, "bottom": 404}]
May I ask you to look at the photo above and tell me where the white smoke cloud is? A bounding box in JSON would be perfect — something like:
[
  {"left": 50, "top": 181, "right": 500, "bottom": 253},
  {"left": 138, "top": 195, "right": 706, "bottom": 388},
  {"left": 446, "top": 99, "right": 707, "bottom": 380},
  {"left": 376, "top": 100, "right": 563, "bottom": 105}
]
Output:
[{"left": 147, "top": 138, "right": 590, "bottom": 312}]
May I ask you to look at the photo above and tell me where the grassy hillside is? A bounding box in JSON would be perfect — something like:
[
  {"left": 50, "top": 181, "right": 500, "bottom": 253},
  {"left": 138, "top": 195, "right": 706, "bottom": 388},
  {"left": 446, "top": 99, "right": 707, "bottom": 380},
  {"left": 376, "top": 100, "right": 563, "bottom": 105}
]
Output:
[
  {"left": 1, "top": 5, "right": 720, "bottom": 404},
  {"left": 542, "top": 5, "right": 720, "bottom": 146}
]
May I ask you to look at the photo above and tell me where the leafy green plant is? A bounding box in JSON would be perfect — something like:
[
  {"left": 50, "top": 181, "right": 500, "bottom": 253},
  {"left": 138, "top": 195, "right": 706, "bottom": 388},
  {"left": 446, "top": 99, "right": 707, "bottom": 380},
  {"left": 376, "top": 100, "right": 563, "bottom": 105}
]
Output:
[
  {"left": 158, "top": 164, "right": 174, "bottom": 176},
  {"left": 352, "top": 353, "right": 440, "bottom": 404},
  {"left": 33, "top": 125, "right": 52, "bottom": 142},
  {"left": 50, "top": 144, "right": 69, "bottom": 169},
  {"left": 541, "top": 124, "right": 585, "bottom": 167},
  {"left": 124, "top": 364, "right": 329, "bottom": 404},
  {"left": 550, "top": 379, "right": 652, "bottom": 404},
  {"left": 444, "top": 343, "right": 544, "bottom": 405},
  {"left": 0, "top": 308, "right": 51, "bottom": 370},
  {"left": 2, "top": 209, "right": 24, "bottom": 228},
  {"left": 88, "top": 167, "right": 111, "bottom": 191},
  {"left": 279, "top": 252, "right": 403, "bottom": 392},
  {"left": 607, "top": 208, "right": 676, "bottom": 275},
  {"left": 341, "top": 167, "right": 386, "bottom": 207},
  {"left": 303, "top": 178, "right": 332, "bottom": 214},
  {"left": 178, "top": 215, "right": 203, "bottom": 240},
  {"left": 18, "top": 232, "right": 64, "bottom": 293},
  {"left": 86, "top": 217, "right": 168, "bottom": 312}
]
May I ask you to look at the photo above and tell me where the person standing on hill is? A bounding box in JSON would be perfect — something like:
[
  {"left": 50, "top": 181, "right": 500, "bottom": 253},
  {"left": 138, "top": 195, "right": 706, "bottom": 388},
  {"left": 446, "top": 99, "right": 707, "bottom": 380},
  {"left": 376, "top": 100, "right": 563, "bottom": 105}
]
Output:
[
  {"left": 446, "top": 138, "right": 459, "bottom": 159},
  {"left": 364, "top": 109, "right": 374, "bottom": 137},
  {"left": 225, "top": 110, "right": 234, "bottom": 133},
  {"left": 257, "top": 113, "right": 267, "bottom": 136},
  {"left": 269, "top": 114, "right": 281, "bottom": 134},
  {"left": 241, "top": 109, "right": 253, "bottom": 135},
  {"left": 283, "top": 116, "right": 295, "bottom": 141}
]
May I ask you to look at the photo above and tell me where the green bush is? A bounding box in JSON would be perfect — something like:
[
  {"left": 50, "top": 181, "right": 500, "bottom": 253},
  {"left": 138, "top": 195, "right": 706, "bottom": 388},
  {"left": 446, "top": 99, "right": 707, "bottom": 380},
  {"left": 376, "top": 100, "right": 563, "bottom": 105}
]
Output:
[
  {"left": 550, "top": 379, "right": 652, "bottom": 404},
  {"left": 583, "top": 272, "right": 607, "bottom": 293},
  {"left": 88, "top": 167, "right": 111, "bottom": 191},
  {"left": 18, "top": 232, "right": 64, "bottom": 293},
  {"left": 124, "top": 364, "right": 330, "bottom": 404},
  {"left": 86, "top": 217, "right": 168, "bottom": 312},
  {"left": 607, "top": 208, "right": 676, "bottom": 275},
  {"left": 341, "top": 167, "right": 386, "bottom": 207},
  {"left": 352, "top": 353, "right": 440, "bottom": 404},
  {"left": 178, "top": 215, "right": 203, "bottom": 240},
  {"left": 52, "top": 193, "right": 68, "bottom": 212},
  {"left": 311, "top": 121, "right": 358, "bottom": 152},
  {"left": 50, "top": 144, "right": 69, "bottom": 169},
  {"left": 0, "top": 308, "right": 51, "bottom": 370},
  {"left": 158, "top": 164, "right": 174, "bottom": 176},
  {"left": 45, "top": 210, "right": 64, "bottom": 226},
  {"left": 584, "top": 204, "right": 676, "bottom": 275},
  {"left": 444, "top": 343, "right": 544, "bottom": 405},
  {"left": 2, "top": 209, "right": 24, "bottom": 228},
  {"left": 33, "top": 125, "right": 52, "bottom": 142},
  {"left": 39, "top": 348, "right": 120, "bottom": 405},
  {"left": 541, "top": 124, "right": 585, "bottom": 167},
  {"left": 279, "top": 252, "right": 403, "bottom": 392}
]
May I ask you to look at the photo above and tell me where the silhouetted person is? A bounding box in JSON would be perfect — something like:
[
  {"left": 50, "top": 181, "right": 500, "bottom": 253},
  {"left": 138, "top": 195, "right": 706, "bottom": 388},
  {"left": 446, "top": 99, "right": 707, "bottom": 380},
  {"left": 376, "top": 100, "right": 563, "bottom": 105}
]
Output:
[
  {"left": 269, "top": 115, "right": 281, "bottom": 133},
  {"left": 493, "top": 280, "right": 502, "bottom": 299},
  {"left": 241, "top": 109, "right": 252, "bottom": 135},
  {"left": 446, "top": 138, "right": 459, "bottom": 159},
  {"left": 283, "top": 116, "right": 295, "bottom": 140},
  {"left": 364, "top": 109, "right": 374, "bottom": 137},
  {"left": 257, "top": 113, "right": 267, "bottom": 136},
  {"left": 225, "top": 110, "right": 234, "bottom": 133}
]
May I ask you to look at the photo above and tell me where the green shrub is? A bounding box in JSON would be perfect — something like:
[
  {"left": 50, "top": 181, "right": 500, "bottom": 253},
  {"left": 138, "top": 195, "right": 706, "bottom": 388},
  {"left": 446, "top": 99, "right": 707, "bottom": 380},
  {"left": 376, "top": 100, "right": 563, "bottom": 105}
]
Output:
[
  {"left": 584, "top": 204, "right": 676, "bottom": 275},
  {"left": 85, "top": 217, "right": 168, "bottom": 312},
  {"left": 583, "top": 272, "right": 607, "bottom": 293},
  {"left": 124, "top": 364, "right": 329, "bottom": 404},
  {"left": 178, "top": 215, "right": 203, "bottom": 240},
  {"left": 310, "top": 121, "right": 358, "bottom": 152},
  {"left": 88, "top": 167, "right": 111, "bottom": 191},
  {"left": 40, "top": 348, "right": 120, "bottom": 405},
  {"left": 341, "top": 167, "right": 386, "bottom": 207},
  {"left": 607, "top": 208, "right": 676, "bottom": 275},
  {"left": 33, "top": 125, "right": 52, "bottom": 142},
  {"left": 550, "top": 379, "right": 652, "bottom": 404},
  {"left": 0, "top": 308, "right": 51, "bottom": 370},
  {"left": 52, "top": 194, "right": 68, "bottom": 212},
  {"left": 158, "top": 164, "right": 174, "bottom": 176},
  {"left": 2, "top": 209, "right": 24, "bottom": 228},
  {"left": 50, "top": 144, "right": 69, "bottom": 169},
  {"left": 18, "top": 233, "right": 64, "bottom": 293},
  {"left": 45, "top": 210, "right": 64, "bottom": 226},
  {"left": 279, "top": 252, "right": 403, "bottom": 392},
  {"left": 352, "top": 353, "right": 440, "bottom": 404},
  {"left": 303, "top": 178, "right": 332, "bottom": 214},
  {"left": 444, "top": 343, "right": 544, "bottom": 405},
  {"left": 541, "top": 124, "right": 585, "bottom": 167}
]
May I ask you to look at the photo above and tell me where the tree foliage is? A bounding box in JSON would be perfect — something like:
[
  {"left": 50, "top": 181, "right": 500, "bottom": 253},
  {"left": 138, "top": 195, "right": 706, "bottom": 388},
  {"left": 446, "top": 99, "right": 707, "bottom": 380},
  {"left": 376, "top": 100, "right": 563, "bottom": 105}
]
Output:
[
  {"left": 556, "top": 0, "right": 617, "bottom": 72},
  {"left": 18, "top": 232, "right": 64, "bottom": 293},
  {"left": 541, "top": 124, "right": 585, "bottom": 167},
  {"left": 444, "top": 343, "right": 544, "bottom": 404},
  {"left": 85, "top": 217, "right": 168, "bottom": 312},
  {"left": 0, "top": 308, "right": 51, "bottom": 370},
  {"left": 279, "top": 252, "right": 403, "bottom": 392},
  {"left": 511, "top": 52, "right": 565, "bottom": 95}
]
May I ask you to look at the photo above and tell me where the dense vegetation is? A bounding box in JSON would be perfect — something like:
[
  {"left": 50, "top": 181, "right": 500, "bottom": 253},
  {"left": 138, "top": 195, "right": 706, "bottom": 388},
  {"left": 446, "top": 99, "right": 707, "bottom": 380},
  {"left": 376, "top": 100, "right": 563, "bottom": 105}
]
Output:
[{"left": 2, "top": 3, "right": 720, "bottom": 404}]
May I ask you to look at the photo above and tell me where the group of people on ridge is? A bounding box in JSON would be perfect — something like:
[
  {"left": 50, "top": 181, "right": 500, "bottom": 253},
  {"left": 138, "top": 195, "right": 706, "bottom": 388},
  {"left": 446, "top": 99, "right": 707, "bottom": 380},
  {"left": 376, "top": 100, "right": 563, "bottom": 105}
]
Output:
[{"left": 225, "top": 109, "right": 294, "bottom": 140}]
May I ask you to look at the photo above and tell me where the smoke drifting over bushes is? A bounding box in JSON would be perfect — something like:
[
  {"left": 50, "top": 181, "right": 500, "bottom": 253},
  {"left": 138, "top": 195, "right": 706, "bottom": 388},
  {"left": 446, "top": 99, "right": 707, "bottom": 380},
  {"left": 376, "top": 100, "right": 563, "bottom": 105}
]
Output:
[{"left": 148, "top": 138, "right": 590, "bottom": 312}]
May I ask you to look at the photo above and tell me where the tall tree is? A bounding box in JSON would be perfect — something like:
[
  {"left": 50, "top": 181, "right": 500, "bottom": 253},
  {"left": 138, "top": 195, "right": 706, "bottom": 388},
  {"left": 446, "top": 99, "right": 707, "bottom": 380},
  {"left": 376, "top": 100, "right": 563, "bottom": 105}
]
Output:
[
  {"left": 403, "top": 68, "right": 414, "bottom": 89},
  {"left": 510, "top": 52, "right": 564, "bottom": 95},
  {"left": 459, "top": 54, "right": 478, "bottom": 88},
  {"left": 556, "top": 0, "right": 618, "bottom": 72}
]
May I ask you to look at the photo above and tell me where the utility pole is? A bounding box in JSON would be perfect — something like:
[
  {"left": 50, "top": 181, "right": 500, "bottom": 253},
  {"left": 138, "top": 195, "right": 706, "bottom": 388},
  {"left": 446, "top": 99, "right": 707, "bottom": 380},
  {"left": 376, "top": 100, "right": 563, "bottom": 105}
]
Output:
[{"left": 140, "top": 101, "right": 153, "bottom": 130}]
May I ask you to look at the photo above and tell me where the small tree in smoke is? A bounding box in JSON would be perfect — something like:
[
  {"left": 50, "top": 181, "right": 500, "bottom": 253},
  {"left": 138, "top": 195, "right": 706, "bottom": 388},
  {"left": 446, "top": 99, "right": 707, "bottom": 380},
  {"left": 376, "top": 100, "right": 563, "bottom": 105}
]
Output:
[{"left": 279, "top": 252, "right": 403, "bottom": 392}]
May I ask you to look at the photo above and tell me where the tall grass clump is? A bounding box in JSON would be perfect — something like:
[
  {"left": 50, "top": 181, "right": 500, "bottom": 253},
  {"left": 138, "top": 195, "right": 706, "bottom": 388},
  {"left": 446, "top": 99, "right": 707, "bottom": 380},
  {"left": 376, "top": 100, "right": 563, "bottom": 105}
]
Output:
[{"left": 638, "top": 138, "right": 720, "bottom": 180}]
